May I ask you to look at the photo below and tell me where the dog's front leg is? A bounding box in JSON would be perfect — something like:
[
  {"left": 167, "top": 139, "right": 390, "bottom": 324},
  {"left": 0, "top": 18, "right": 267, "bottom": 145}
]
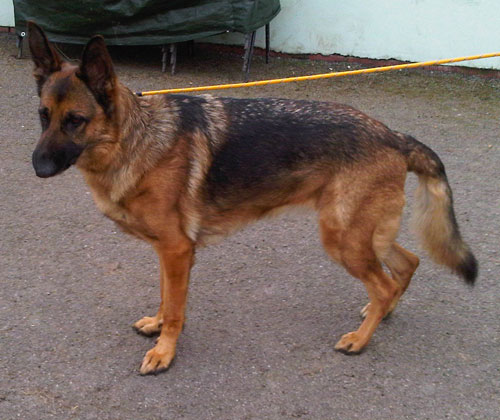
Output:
[{"left": 139, "top": 237, "right": 194, "bottom": 375}]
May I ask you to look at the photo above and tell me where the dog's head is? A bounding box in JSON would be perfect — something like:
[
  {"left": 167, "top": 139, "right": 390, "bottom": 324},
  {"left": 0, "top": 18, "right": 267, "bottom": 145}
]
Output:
[{"left": 29, "top": 22, "right": 117, "bottom": 177}]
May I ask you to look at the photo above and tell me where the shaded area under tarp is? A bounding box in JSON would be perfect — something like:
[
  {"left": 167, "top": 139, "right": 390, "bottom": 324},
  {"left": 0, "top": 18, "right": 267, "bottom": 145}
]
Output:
[{"left": 14, "top": 0, "right": 281, "bottom": 45}]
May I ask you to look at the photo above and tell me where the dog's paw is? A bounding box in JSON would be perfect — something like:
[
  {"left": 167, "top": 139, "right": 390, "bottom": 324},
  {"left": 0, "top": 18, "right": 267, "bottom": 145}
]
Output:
[
  {"left": 139, "top": 344, "right": 175, "bottom": 375},
  {"left": 334, "top": 332, "right": 366, "bottom": 355},
  {"left": 133, "top": 316, "right": 163, "bottom": 336}
]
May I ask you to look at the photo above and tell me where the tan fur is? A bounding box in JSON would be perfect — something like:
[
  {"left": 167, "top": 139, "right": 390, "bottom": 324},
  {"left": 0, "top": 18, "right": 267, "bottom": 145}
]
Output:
[
  {"left": 316, "top": 150, "right": 412, "bottom": 350},
  {"left": 411, "top": 176, "right": 468, "bottom": 271},
  {"left": 28, "top": 22, "right": 476, "bottom": 375},
  {"left": 82, "top": 118, "right": 417, "bottom": 366}
]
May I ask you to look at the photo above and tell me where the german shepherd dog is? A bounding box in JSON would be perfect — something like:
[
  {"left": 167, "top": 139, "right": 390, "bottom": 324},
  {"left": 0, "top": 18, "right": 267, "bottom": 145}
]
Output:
[{"left": 28, "top": 22, "right": 477, "bottom": 375}]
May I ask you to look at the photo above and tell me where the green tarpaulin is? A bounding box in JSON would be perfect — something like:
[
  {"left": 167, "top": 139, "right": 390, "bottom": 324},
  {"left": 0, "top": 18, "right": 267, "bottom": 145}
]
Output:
[{"left": 14, "top": 0, "right": 281, "bottom": 45}]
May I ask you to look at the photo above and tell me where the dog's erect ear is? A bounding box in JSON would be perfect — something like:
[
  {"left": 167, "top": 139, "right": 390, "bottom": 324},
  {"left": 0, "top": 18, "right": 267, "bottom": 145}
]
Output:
[
  {"left": 28, "top": 21, "right": 62, "bottom": 95},
  {"left": 77, "top": 36, "right": 116, "bottom": 117}
]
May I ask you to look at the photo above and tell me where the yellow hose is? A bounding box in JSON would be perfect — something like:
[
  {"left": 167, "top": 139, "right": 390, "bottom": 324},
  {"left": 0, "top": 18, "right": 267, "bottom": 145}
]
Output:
[{"left": 136, "top": 52, "right": 500, "bottom": 96}]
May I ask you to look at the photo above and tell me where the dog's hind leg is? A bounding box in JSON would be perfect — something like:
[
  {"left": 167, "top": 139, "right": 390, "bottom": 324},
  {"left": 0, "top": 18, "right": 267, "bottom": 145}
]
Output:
[
  {"left": 361, "top": 242, "right": 420, "bottom": 318},
  {"left": 333, "top": 235, "right": 400, "bottom": 354},
  {"left": 319, "top": 184, "right": 405, "bottom": 353}
]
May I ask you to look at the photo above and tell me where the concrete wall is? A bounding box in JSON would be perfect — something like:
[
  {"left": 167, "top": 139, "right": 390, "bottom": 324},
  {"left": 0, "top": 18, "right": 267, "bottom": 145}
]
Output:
[{"left": 209, "top": 0, "right": 500, "bottom": 70}]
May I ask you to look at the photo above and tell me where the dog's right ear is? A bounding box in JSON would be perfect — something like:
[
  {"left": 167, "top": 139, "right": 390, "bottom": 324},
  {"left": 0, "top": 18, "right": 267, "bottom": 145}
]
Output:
[{"left": 28, "top": 21, "right": 62, "bottom": 95}]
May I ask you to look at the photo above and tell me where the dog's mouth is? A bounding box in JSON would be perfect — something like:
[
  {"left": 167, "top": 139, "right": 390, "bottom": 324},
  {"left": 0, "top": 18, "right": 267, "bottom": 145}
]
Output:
[{"left": 32, "top": 142, "right": 85, "bottom": 178}]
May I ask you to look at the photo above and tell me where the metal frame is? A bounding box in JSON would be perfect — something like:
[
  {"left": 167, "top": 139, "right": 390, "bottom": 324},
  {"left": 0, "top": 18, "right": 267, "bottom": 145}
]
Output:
[
  {"left": 18, "top": 23, "right": 272, "bottom": 80},
  {"left": 161, "top": 23, "right": 271, "bottom": 80}
]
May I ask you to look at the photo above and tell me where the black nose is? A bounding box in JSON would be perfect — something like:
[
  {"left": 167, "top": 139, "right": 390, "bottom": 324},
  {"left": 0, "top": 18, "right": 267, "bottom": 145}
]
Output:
[
  {"left": 32, "top": 148, "right": 60, "bottom": 178},
  {"left": 32, "top": 141, "right": 84, "bottom": 178}
]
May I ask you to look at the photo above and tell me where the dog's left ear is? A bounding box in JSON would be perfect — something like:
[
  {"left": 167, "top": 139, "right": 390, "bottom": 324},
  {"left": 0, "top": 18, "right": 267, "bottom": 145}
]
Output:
[{"left": 77, "top": 36, "right": 116, "bottom": 117}]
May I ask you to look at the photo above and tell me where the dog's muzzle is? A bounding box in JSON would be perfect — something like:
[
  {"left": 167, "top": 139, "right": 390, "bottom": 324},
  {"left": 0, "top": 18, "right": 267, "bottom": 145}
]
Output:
[{"left": 32, "top": 141, "right": 84, "bottom": 178}]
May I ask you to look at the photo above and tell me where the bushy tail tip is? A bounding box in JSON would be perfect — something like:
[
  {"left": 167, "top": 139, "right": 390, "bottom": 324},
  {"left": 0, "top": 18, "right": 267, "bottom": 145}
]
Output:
[
  {"left": 411, "top": 176, "right": 478, "bottom": 285},
  {"left": 456, "top": 251, "right": 478, "bottom": 285}
]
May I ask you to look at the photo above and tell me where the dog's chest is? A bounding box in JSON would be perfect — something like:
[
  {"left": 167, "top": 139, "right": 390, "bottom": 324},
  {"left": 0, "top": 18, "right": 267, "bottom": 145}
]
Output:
[
  {"left": 90, "top": 189, "right": 155, "bottom": 240},
  {"left": 94, "top": 193, "right": 130, "bottom": 224}
]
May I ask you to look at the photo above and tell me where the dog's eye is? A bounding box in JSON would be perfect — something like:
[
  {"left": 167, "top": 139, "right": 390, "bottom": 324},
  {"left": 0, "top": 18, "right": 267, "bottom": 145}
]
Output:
[
  {"left": 64, "top": 114, "right": 87, "bottom": 131},
  {"left": 38, "top": 108, "right": 50, "bottom": 130}
]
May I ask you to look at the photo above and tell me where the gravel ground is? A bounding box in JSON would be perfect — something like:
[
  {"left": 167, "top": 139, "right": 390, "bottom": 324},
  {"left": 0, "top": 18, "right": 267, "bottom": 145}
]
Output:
[{"left": 1, "top": 33, "right": 499, "bottom": 419}]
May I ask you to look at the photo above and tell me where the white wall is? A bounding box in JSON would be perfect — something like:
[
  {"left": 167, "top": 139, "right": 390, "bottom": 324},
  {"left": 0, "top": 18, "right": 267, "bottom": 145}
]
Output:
[
  {"left": 2, "top": 0, "right": 499, "bottom": 69},
  {"left": 209, "top": 0, "right": 500, "bottom": 70},
  {"left": 0, "top": 0, "right": 14, "bottom": 26}
]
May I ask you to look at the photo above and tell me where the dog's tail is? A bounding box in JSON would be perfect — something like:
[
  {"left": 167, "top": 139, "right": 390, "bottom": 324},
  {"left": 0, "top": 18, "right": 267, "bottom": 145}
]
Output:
[{"left": 399, "top": 134, "right": 477, "bottom": 284}]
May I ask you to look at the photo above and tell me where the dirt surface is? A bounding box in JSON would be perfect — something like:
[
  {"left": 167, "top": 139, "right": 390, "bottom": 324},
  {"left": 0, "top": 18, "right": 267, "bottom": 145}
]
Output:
[{"left": 1, "top": 33, "right": 499, "bottom": 419}]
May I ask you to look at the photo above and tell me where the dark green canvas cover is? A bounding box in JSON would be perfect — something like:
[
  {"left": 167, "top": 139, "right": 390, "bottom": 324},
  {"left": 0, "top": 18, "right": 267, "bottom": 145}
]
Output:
[{"left": 14, "top": 0, "right": 281, "bottom": 45}]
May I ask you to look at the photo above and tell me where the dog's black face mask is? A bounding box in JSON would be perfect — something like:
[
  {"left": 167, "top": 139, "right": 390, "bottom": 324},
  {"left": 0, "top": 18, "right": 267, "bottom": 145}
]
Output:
[{"left": 32, "top": 138, "right": 84, "bottom": 178}]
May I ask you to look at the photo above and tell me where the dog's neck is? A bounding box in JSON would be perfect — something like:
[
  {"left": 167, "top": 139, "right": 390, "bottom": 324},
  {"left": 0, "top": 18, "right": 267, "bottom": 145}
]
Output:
[{"left": 80, "top": 83, "right": 179, "bottom": 203}]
